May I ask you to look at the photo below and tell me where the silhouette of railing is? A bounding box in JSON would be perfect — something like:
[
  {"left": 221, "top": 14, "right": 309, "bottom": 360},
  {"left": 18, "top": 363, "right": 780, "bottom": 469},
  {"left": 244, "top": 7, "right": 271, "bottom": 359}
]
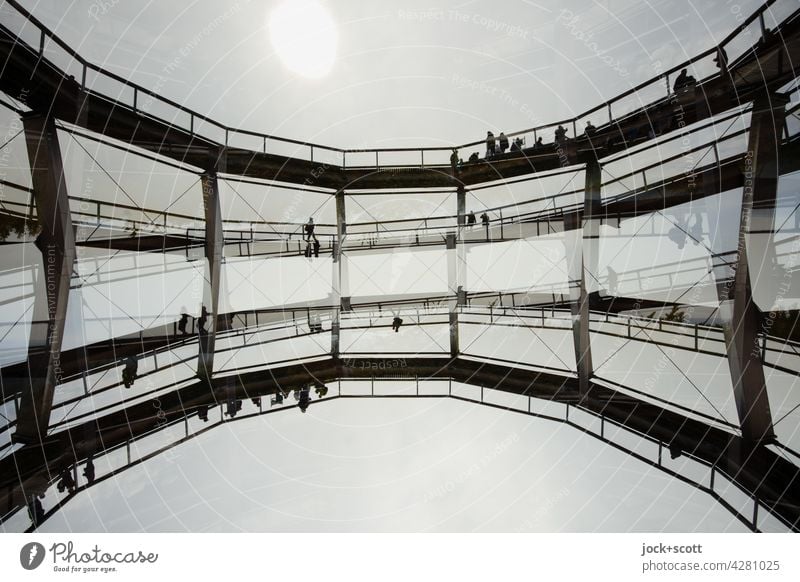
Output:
[
  {"left": 3, "top": 380, "right": 794, "bottom": 533},
  {"left": 0, "top": 0, "right": 796, "bottom": 170}
]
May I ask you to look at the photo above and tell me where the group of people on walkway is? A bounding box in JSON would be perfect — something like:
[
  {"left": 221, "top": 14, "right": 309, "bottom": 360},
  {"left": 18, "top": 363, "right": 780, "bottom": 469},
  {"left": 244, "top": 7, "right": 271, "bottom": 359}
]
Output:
[
  {"left": 177, "top": 305, "right": 211, "bottom": 337},
  {"left": 466, "top": 210, "right": 490, "bottom": 227}
]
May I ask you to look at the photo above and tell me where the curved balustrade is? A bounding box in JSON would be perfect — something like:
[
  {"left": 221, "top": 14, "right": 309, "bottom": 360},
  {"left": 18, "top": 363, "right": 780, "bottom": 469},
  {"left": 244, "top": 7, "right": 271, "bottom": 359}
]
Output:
[
  {"left": 0, "top": 0, "right": 797, "bottom": 175},
  {"left": 2, "top": 381, "right": 793, "bottom": 533},
  {"left": 4, "top": 97, "right": 799, "bottom": 257},
  {"left": 4, "top": 299, "right": 798, "bottom": 457}
]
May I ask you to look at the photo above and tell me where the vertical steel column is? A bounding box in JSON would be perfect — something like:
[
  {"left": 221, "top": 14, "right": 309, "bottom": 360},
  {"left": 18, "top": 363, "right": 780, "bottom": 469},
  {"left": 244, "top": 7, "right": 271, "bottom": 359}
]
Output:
[
  {"left": 719, "top": 93, "right": 787, "bottom": 443},
  {"left": 565, "top": 158, "right": 602, "bottom": 399},
  {"left": 446, "top": 233, "right": 460, "bottom": 357},
  {"left": 13, "top": 113, "right": 77, "bottom": 444},
  {"left": 451, "top": 185, "right": 468, "bottom": 356},
  {"left": 331, "top": 190, "right": 347, "bottom": 356},
  {"left": 456, "top": 184, "right": 466, "bottom": 228},
  {"left": 197, "top": 150, "right": 225, "bottom": 380}
]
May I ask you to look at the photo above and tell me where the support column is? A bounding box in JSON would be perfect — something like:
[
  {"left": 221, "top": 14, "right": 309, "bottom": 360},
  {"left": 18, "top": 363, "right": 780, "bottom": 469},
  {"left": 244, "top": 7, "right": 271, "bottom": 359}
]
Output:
[
  {"left": 446, "top": 234, "right": 460, "bottom": 357},
  {"left": 197, "top": 150, "right": 225, "bottom": 380},
  {"left": 456, "top": 184, "right": 466, "bottom": 228},
  {"left": 565, "top": 158, "right": 602, "bottom": 399},
  {"left": 13, "top": 113, "right": 76, "bottom": 444},
  {"left": 719, "top": 93, "right": 787, "bottom": 443},
  {"left": 450, "top": 186, "right": 468, "bottom": 357},
  {"left": 331, "top": 190, "right": 347, "bottom": 357}
]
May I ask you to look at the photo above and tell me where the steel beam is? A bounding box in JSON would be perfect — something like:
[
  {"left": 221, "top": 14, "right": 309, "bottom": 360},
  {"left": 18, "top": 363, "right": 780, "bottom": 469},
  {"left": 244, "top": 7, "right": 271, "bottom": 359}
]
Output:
[
  {"left": 13, "top": 113, "right": 77, "bottom": 444},
  {"left": 197, "top": 150, "right": 225, "bottom": 380},
  {"left": 331, "top": 190, "right": 347, "bottom": 356},
  {"left": 446, "top": 234, "right": 460, "bottom": 357},
  {"left": 565, "top": 158, "right": 602, "bottom": 398},
  {"left": 720, "top": 93, "right": 788, "bottom": 443}
]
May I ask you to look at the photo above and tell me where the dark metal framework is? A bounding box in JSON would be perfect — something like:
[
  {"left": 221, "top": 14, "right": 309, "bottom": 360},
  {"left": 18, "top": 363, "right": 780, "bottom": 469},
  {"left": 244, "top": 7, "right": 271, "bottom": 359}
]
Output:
[{"left": 0, "top": 0, "right": 799, "bottom": 531}]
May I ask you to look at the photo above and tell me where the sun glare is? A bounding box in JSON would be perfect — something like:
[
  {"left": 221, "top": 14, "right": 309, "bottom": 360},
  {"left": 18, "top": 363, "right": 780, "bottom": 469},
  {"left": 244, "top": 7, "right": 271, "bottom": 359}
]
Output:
[{"left": 269, "top": 0, "right": 338, "bottom": 79}]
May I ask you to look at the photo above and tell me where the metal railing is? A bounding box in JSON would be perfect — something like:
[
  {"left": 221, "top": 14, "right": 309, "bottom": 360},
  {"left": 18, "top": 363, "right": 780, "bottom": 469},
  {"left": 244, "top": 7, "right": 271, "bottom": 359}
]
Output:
[
  {"left": 3, "top": 379, "right": 793, "bottom": 533},
  {"left": 0, "top": 0, "right": 796, "bottom": 170}
]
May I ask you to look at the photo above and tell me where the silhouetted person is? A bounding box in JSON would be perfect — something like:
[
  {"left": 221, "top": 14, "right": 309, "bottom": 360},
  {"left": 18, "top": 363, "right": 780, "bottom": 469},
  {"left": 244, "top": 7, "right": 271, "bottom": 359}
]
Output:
[
  {"left": 467, "top": 211, "right": 476, "bottom": 226},
  {"left": 83, "top": 458, "right": 95, "bottom": 485},
  {"left": 57, "top": 468, "right": 76, "bottom": 493},
  {"left": 485, "top": 131, "right": 496, "bottom": 158},
  {"left": 313, "top": 236, "right": 320, "bottom": 258},
  {"left": 607, "top": 266, "right": 618, "bottom": 296},
  {"left": 298, "top": 387, "right": 311, "bottom": 413},
  {"left": 198, "top": 405, "right": 209, "bottom": 422},
  {"left": 468, "top": 152, "right": 480, "bottom": 163},
  {"left": 673, "top": 68, "right": 696, "bottom": 91},
  {"left": 714, "top": 47, "right": 728, "bottom": 71},
  {"left": 304, "top": 241, "right": 312, "bottom": 258},
  {"left": 314, "top": 383, "right": 329, "bottom": 397},
  {"left": 226, "top": 399, "right": 242, "bottom": 418},
  {"left": 392, "top": 316, "right": 403, "bottom": 332},
  {"left": 535, "top": 136, "right": 544, "bottom": 148},
  {"left": 304, "top": 217, "right": 315, "bottom": 241},
  {"left": 689, "top": 213, "right": 703, "bottom": 245},
  {"left": 498, "top": 132, "right": 509, "bottom": 153},
  {"left": 122, "top": 356, "right": 138, "bottom": 388},
  {"left": 585, "top": 121, "right": 596, "bottom": 136},
  {"left": 252, "top": 397, "right": 261, "bottom": 408},
  {"left": 450, "top": 148, "right": 459, "bottom": 171},
  {"left": 480, "top": 212, "right": 489, "bottom": 226},
  {"left": 198, "top": 305, "right": 209, "bottom": 334},
  {"left": 555, "top": 125, "right": 568, "bottom": 143},
  {"left": 27, "top": 497, "right": 44, "bottom": 526},
  {"left": 271, "top": 392, "right": 285, "bottom": 406},
  {"left": 309, "top": 313, "right": 322, "bottom": 333},
  {"left": 668, "top": 216, "right": 689, "bottom": 249},
  {"left": 178, "top": 312, "right": 189, "bottom": 336},
  {"left": 510, "top": 138, "right": 522, "bottom": 152}
]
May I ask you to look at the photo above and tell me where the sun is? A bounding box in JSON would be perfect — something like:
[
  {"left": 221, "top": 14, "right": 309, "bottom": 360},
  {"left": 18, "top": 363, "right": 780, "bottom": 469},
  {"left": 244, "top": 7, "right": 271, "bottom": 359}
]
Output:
[{"left": 269, "top": 0, "right": 338, "bottom": 79}]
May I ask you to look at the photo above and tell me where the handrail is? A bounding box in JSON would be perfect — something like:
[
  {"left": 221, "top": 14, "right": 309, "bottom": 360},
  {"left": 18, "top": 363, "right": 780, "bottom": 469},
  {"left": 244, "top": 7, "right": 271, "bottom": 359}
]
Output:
[
  {"left": 0, "top": 0, "right": 795, "bottom": 169},
  {"left": 4, "top": 381, "right": 792, "bottom": 533},
  {"left": 4, "top": 298, "right": 795, "bottom": 430}
]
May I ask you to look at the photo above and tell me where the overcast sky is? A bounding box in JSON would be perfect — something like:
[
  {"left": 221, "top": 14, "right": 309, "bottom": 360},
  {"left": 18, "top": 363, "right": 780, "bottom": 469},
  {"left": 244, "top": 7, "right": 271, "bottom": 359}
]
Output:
[{"left": 0, "top": 0, "right": 797, "bottom": 532}]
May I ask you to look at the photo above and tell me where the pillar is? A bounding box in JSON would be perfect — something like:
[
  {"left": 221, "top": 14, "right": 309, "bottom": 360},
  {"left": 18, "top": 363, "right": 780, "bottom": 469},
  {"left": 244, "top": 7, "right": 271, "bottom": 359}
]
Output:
[
  {"left": 565, "top": 158, "right": 602, "bottom": 398},
  {"left": 13, "top": 113, "right": 76, "bottom": 444},
  {"left": 719, "top": 92, "right": 787, "bottom": 443},
  {"left": 196, "top": 150, "right": 225, "bottom": 380}
]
